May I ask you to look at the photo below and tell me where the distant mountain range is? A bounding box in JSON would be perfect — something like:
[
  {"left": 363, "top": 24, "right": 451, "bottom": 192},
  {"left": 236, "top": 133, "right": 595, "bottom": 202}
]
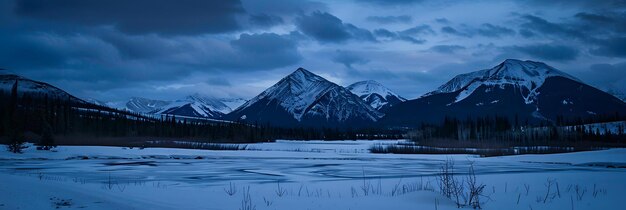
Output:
[
  {"left": 2, "top": 59, "right": 625, "bottom": 128},
  {"left": 90, "top": 95, "right": 246, "bottom": 119}
]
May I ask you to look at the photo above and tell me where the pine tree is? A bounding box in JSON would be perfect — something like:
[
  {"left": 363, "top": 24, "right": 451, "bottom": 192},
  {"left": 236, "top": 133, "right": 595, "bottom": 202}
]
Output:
[{"left": 7, "top": 80, "right": 26, "bottom": 153}]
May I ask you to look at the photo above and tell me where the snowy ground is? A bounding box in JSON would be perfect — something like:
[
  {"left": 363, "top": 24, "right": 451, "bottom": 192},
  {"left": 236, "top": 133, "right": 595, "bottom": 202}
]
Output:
[{"left": 1, "top": 140, "right": 625, "bottom": 210}]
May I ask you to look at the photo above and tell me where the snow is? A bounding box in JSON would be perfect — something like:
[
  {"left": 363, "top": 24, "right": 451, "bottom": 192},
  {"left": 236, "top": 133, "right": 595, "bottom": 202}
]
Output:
[
  {"left": 0, "top": 74, "right": 83, "bottom": 103},
  {"left": 1, "top": 140, "right": 625, "bottom": 210},
  {"left": 125, "top": 97, "right": 172, "bottom": 113},
  {"left": 219, "top": 97, "right": 247, "bottom": 111},
  {"left": 234, "top": 68, "right": 381, "bottom": 122},
  {"left": 564, "top": 121, "right": 626, "bottom": 135},
  {"left": 347, "top": 80, "right": 406, "bottom": 101},
  {"left": 562, "top": 99, "right": 573, "bottom": 105},
  {"left": 424, "top": 59, "right": 581, "bottom": 104},
  {"left": 347, "top": 80, "right": 407, "bottom": 110}
]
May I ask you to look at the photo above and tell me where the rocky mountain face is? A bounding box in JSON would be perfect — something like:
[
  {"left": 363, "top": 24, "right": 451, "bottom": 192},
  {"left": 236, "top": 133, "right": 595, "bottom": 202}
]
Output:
[
  {"left": 382, "top": 59, "right": 626, "bottom": 127},
  {"left": 226, "top": 68, "right": 383, "bottom": 128},
  {"left": 347, "top": 80, "right": 406, "bottom": 112}
]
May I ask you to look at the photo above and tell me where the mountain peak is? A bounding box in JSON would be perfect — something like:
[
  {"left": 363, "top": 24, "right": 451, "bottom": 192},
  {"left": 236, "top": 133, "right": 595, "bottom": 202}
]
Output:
[
  {"left": 426, "top": 59, "right": 581, "bottom": 104},
  {"left": 287, "top": 67, "right": 323, "bottom": 82},
  {"left": 347, "top": 80, "right": 406, "bottom": 111},
  {"left": 229, "top": 67, "right": 382, "bottom": 126},
  {"left": 347, "top": 80, "right": 403, "bottom": 99}
]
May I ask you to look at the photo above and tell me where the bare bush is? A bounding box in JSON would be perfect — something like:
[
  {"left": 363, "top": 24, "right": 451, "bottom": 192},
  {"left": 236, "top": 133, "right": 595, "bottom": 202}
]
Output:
[
  {"left": 361, "top": 168, "right": 371, "bottom": 196},
  {"left": 275, "top": 181, "right": 286, "bottom": 197},
  {"left": 224, "top": 182, "right": 237, "bottom": 196},
  {"left": 466, "top": 164, "right": 486, "bottom": 209},
  {"left": 262, "top": 197, "right": 272, "bottom": 206},
  {"left": 240, "top": 186, "right": 256, "bottom": 210},
  {"left": 436, "top": 159, "right": 487, "bottom": 209},
  {"left": 574, "top": 185, "right": 586, "bottom": 201}
]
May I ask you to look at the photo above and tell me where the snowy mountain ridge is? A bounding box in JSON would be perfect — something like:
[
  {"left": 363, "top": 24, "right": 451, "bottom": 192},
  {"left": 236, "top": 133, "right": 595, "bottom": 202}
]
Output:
[
  {"left": 87, "top": 94, "right": 247, "bottom": 119},
  {"left": 346, "top": 80, "right": 406, "bottom": 111},
  {"left": 425, "top": 59, "right": 581, "bottom": 104},
  {"left": 0, "top": 74, "right": 84, "bottom": 103},
  {"left": 229, "top": 68, "right": 382, "bottom": 127}
]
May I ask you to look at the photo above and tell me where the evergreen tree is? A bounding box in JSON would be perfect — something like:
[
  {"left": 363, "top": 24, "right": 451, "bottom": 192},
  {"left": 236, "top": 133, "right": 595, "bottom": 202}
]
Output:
[{"left": 7, "top": 80, "right": 26, "bottom": 153}]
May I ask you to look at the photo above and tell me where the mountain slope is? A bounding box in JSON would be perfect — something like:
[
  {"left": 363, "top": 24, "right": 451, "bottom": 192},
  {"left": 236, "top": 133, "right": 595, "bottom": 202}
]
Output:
[
  {"left": 0, "top": 74, "right": 85, "bottom": 103},
  {"left": 125, "top": 97, "right": 171, "bottom": 113},
  {"left": 152, "top": 94, "right": 231, "bottom": 119},
  {"left": 91, "top": 94, "right": 245, "bottom": 119},
  {"left": 347, "top": 80, "right": 406, "bottom": 112},
  {"left": 226, "top": 68, "right": 383, "bottom": 128},
  {"left": 382, "top": 59, "right": 626, "bottom": 126}
]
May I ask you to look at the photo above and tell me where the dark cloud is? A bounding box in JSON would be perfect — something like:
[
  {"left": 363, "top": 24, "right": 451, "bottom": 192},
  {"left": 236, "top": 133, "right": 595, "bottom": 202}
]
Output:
[
  {"left": 507, "top": 44, "right": 579, "bottom": 61},
  {"left": 398, "top": 36, "right": 426, "bottom": 44},
  {"left": 575, "top": 12, "right": 614, "bottom": 23},
  {"left": 295, "top": 11, "right": 376, "bottom": 43},
  {"left": 373, "top": 30, "right": 426, "bottom": 44},
  {"left": 373, "top": 29, "right": 397, "bottom": 38},
  {"left": 519, "top": 29, "right": 535, "bottom": 38},
  {"left": 248, "top": 14, "right": 284, "bottom": 28},
  {"left": 441, "top": 26, "right": 471, "bottom": 37},
  {"left": 575, "top": 62, "right": 626, "bottom": 91},
  {"left": 574, "top": 12, "right": 626, "bottom": 33},
  {"left": 0, "top": 33, "right": 67, "bottom": 69},
  {"left": 97, "top": 32, "right": 171, "bottom": 60},
  {"left": 241, "top": 0, "right": 327, "bottom": 16},
  {"left": 366, "top": 15, "right": 412, "bottom": 24},
  {"left": 519, "top": 15, "right": 586, "bottom": 40},
  {"left": 519, "top": 0, "right": 626, "bottom": 10},
  {"left": 331, "top": 50, "right": 369, "bottom": 68},
  {"left": 14, "top": 0, "right": 245, "bottom": 35},
  {"left": 429, "top": 45, "right": 466, "bottom": 54},
  {"left": 356, "top": 0, "right": 423, "bottom": 6},
  {"left": 476, "top": 23, "right": 515, "bottom": 38},
  {"left": 435, "top": 18, "right": 450, "bottom": 24},
  {"left": 400, "top": 25, "right": 435, "bottom": 36},
  {"left": 590, "top": 37, "right": 626, "bottom": 58},
  {"left": 229, "top": 33, "right": 302, "bottom": 69},
  {"left": 372, "top": 25, "right": 431, "bottom": 44}
]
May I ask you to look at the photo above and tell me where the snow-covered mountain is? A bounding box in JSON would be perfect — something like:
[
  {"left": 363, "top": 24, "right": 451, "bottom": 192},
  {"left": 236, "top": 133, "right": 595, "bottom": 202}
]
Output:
[
  {"left": 151, "top": 94, "right": 231, "bottom": 119},
  {"left": 97, "top": 94, "right": 245, "bottom": 119},
  {"left": 125, "top": 97, "right": 171, "bottom": 113},
  {"left": 220, "top": 97, "right": 247, "bottom": 111},
  {"left": 382, "top": 59, "right": 626, "bottom": 126},
  {"left": 226, "top": 68, "right": 383, "bottom": 128},
  {"left": 424, "top": 59, "right": 581, "bottom": 104},
  {"left": 347, "top": 80, "right": 406, "bottom": 112},
  {"left": 0, "top": 74, "right": 84, "bottom": 103}
]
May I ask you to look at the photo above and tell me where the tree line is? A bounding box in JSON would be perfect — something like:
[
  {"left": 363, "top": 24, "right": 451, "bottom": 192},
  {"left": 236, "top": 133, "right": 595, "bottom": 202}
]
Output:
[
  {"left": 0, "top": 80, "right": 402, "bottom": 153},
  {"left": 407, "top": 115, "right": 625, "bottom": 147}
]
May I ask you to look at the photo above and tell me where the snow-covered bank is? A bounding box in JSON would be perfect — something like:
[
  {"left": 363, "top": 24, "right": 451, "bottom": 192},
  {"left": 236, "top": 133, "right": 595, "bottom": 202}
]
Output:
[{"left": 1, "top": 140, "right": 625, "bottom": 210}]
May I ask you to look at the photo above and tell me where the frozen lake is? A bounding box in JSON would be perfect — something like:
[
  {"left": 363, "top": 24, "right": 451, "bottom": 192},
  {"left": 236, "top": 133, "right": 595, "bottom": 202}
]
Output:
[{"left": 1, "top": 140, "right": 625, "bottom": 210}]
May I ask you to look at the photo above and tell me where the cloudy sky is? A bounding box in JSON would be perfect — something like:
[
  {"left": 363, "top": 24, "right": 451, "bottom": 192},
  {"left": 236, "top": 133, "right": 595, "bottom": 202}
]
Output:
[{"left": 1, "top": 0, "right": 625, "bottom": 102}]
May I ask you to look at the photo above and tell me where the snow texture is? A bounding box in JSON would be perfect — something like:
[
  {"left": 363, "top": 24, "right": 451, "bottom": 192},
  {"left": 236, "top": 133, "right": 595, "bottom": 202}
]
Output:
[
  {"left": 1, "top": 141, "right": 624, "bottom": 210},
  {"left": 347, "top": 80, "right": 407, "bottom": 110},
  {"left": 425, "top": 59, "right": 580, "bottom": 104},
  {"left": 235, "top": 68, "right": 382, "bottom": 122}
]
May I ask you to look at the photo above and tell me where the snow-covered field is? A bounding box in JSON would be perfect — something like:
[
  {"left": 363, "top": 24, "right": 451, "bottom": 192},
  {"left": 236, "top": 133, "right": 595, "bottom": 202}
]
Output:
[{"left": 1, "top": 140, "right": 625, "bottom": 210}]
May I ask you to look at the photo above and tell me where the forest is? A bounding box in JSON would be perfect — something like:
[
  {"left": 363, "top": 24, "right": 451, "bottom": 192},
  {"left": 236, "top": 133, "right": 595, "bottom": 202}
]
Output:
[
  {"left": 2, "top": 79, "right": 624, "bottom": 154},
  {"left": 0, "top": 81, "right": 403, "bottom": 153}
]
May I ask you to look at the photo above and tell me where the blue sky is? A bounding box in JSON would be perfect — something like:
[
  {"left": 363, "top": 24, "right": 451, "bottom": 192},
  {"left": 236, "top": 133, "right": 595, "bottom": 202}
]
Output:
[{"left": 1, "top": 0, "right": 625, "bottom": 101}]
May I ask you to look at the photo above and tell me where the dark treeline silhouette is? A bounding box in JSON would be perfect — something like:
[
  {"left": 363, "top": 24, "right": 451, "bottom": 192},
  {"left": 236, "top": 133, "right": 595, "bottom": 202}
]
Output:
[
  {"left": 407, "top": 115, "right": 625, "bottom": 148},
  {"left": 2, "top": 79, "right": 623, "bottom": 153},
  {"left": 0, "top": 81, "right": 401, "bottom": 152}
]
